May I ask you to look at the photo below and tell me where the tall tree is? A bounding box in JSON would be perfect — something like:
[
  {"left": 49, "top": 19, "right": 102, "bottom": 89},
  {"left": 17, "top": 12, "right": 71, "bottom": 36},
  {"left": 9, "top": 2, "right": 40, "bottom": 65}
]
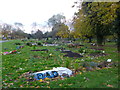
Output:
[
  {"left": 0, "top": 23, "right": 12, "bottom": 38},
  {"left": 48, "top": 14, "right": 65, "bottom": 27},
  {"left": 47, "top": 14, "right": 66, "bottom": 38},
  {"left": 111, "top": 2, "right": 120, "bottom": 52},
  {"left": 14, "top": 22, "right": 24, "bottom": 31},
  {"left": 13, "top": 22, "right": 27, "bottom": 38},
  {"left": 73, "top": 2, "right": 119, "bottom": 45},
  {"left": 73, "top": 9, "right": 94, "bottom": 42},
  {"left": 73, "top": 1, "right": 120, "bottom": 51},
  {"left": 34, "top": 29, "right": 43, "bottom": 40},
  {"left": 56, "top": 23, "right": 70, "bottom": 38}
]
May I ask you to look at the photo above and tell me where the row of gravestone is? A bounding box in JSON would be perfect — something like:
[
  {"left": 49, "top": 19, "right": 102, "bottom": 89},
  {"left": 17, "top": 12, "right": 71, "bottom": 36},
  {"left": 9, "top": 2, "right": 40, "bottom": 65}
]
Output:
[
  {"left": 30, "top": 47, "right": 83, "bottom": 58},
  {"left": 14, "top": 42, "right": 106, "bottom": 58}
]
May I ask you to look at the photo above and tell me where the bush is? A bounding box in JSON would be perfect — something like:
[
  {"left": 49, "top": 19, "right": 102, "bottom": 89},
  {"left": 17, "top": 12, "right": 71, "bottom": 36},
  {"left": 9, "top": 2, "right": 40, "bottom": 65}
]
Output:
[
  {"left": 37, "top": 42, "right": 42, "bottom": 46},
  {"left": 26, "top": 42, "right": 32, "bottom": 46},
  {"left": 73, "top": 63, "right": 79, "bottom": 72},
  {"left": 14, "top": 43, "right": 21, "bottom": 45}
]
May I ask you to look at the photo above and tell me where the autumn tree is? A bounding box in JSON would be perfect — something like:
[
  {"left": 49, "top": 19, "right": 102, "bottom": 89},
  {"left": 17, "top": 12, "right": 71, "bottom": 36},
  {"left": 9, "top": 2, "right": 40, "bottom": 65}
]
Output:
[
  {"left": 73, "top": 1, "right": 120, "bottom": 51},
  {"left": 73, "top": 1, "right": 119, "bottom": 44},
  {"left": 56, "top": 23, "right": 70, "bottom": 38},
  {"left": 73, "top": 9, "right": 94, "bottom": 42}
]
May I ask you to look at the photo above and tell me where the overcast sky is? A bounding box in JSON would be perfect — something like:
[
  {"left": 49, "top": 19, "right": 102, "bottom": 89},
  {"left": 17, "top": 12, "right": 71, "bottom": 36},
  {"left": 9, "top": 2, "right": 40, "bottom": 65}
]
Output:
[{"left": 0, "top": 0, "right": 78, "bottom": 33}]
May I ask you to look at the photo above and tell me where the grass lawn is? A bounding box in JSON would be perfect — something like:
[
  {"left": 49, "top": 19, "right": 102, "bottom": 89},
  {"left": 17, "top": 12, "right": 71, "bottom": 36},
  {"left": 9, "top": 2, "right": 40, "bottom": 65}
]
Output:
[{"left": 1, "top": 39, "right": 119, "bottom": 88}]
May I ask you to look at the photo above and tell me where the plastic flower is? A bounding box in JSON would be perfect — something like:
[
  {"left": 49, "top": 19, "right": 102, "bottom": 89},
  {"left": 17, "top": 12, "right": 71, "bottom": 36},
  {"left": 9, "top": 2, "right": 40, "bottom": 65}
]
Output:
[
  {"left": 39, "top": 79, "right": 43, "bottom": 82},
  {"left": 45, "top": 77, "right": 50, "bottom": 80},
  {"left": 3, "top": 52, "right": 9, "bottom": 55}
]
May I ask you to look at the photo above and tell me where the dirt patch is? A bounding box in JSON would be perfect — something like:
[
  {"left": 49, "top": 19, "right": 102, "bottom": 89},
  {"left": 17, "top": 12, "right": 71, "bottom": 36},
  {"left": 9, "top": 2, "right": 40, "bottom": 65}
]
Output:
[
  {"left": 64, "top": 52, "right": 83, "bottom": 58},
  {"left": 61, "top": 50, "right": 83, "bottom": 58},
  {"left": 31, "top": 49, "right": 48, "bottom": 52},
  {"left": 61, "top": 50, "right": 72, "bottom": 53}
]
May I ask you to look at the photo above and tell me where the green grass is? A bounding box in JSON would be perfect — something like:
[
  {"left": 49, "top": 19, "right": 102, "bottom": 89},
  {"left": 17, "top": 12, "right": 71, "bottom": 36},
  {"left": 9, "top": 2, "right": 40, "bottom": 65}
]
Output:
[{"left": 1, "top": 40, "right": 119, "bottom": 88}]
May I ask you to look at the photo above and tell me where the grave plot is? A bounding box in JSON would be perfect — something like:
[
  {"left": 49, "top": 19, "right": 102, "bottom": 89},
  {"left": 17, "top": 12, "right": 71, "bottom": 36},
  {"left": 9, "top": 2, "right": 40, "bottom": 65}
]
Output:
[
  {"left": 63, "top": 52, "right": 83, "bottom": 58},
  {"left": 31, "top": 49, "right": 49, "bottom": 52}
]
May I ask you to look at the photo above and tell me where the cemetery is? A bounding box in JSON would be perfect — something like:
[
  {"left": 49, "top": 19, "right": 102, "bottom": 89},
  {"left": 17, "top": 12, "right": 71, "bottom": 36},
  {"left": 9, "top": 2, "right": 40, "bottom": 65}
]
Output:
[
  {"left": 0, "top": 1, "right": 119, "bottom": 89},
  {"left": 1, "top": 39, "right": 119, "bottom": 88}
]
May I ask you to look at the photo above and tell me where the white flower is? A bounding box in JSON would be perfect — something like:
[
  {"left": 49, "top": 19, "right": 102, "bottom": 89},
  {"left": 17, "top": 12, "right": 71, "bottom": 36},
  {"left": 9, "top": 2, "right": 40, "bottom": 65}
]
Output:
[
  {"left": 107, "top": 59, "right": 112, "bottom": 62},
  {"left": 80, "top": 53, "right": 84, "bottom": 55},
  {"left": 19, "top": 68, "right": 23, "bottom": 70},
  {"left": 102, "top": 51, "right": 105, "bottom": 53},
  {"left": 49, "top": 53, "right": 52, "bottom": 56},
  {"left": 9, "top": 51, "right": 12, "bottom": 53}
]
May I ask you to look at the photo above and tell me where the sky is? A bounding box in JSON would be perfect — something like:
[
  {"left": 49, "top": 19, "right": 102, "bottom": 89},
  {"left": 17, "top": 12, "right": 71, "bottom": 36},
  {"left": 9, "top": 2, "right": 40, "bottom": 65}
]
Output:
[{"left": 0, "top": 0, "right": 79, "bottom": 33}]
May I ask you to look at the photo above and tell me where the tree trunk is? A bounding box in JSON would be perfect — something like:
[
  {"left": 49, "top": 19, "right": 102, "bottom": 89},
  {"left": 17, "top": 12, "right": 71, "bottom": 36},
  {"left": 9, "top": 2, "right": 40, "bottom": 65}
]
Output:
[
  {"left": 88, "top": 37, "right": 92, "bottom": 43},
  {"left": 117, "top": 33, "right": 120, "bottom": 52},
  {"left": 103, "top": 38, "right": 106, "bottom": 45},
  {"left": 96, "top": 35, "right": 104, "bottom": 46}
]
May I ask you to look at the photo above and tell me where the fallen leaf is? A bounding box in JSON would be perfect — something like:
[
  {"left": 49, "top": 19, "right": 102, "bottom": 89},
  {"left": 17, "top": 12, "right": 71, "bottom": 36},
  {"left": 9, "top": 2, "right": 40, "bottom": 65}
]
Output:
[
  {"left": 45, "top": 81, "right": 50, "bottom": 84},
  {"left": 80, "top": 72, "right": 82, "bottom": 74},
  {"left": 68, "top": 84, "right": 72, "bottom": 86},
  {"left": 47, "top": 86, "right": 50, "bottom": 88},
  {"left": 36, "top": 86, "right": 40, "bottom": 88},
  {"left": 30, "top": 86, "right": 35, "bottom": 88},
  {"left": 107, "top": 84, "right": 113, "bottom": 87},
  {"left": 20, "top": 85, "right": 23, "bottom": 87},
  {"left": 59, "top": 84, "right": 62, "bottom": 86}
]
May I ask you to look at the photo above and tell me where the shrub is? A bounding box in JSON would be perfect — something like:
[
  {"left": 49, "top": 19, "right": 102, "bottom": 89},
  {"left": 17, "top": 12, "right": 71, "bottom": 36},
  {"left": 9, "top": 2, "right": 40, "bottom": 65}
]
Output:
[
  {"left": 78, "top": 48, "right": 86, "bottom": 53},
  {"left": 26, "top": 42, "right": 32, "bottom": 46},
  {"left": 37, "top": 42, "right": 42, "bottom": 46},
  {"left": 14, "top": 43, "right": 21, "bottom": 45},
  {"left": 73, "top": 63, "right": 79, "bottom": 72}
]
